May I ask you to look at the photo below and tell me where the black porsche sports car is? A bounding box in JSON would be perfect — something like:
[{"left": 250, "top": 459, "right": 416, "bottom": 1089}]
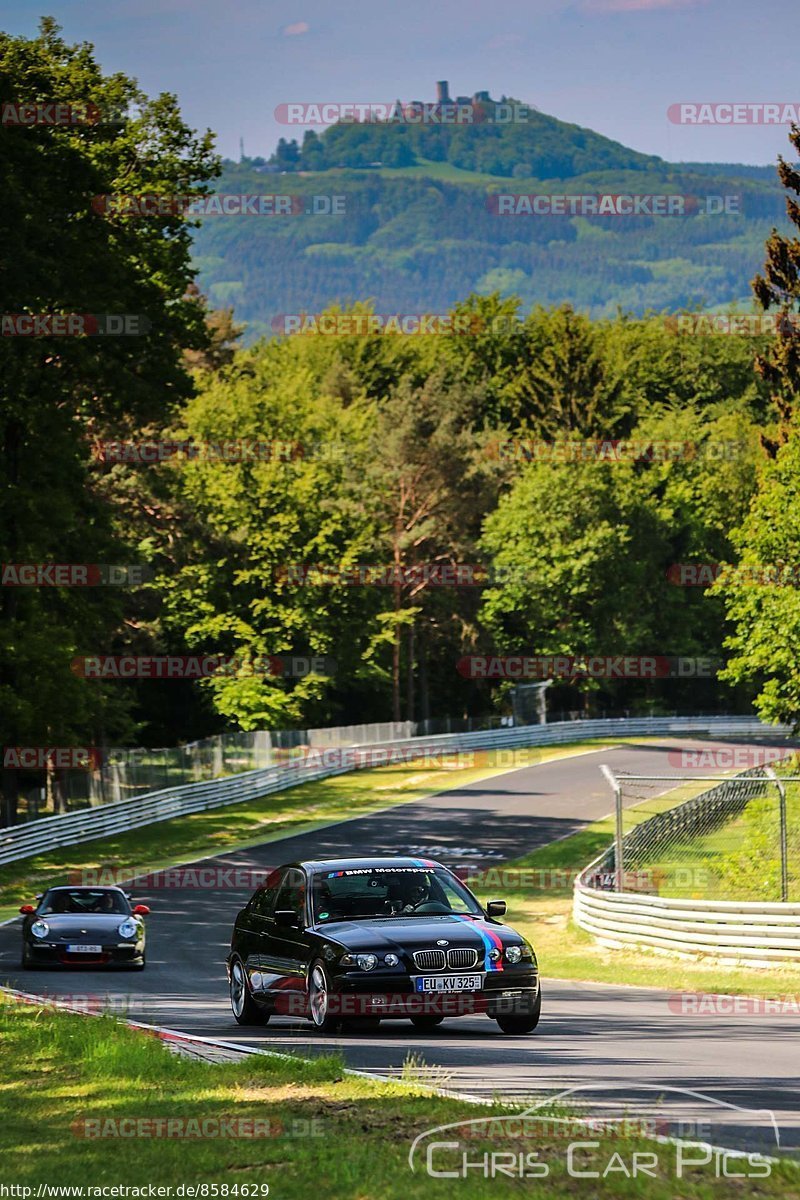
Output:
[
  {"left": 226, "top": 857, "right": 540, "bottom": 1034},
  {"left": 19, "top": 886, "right": 150, "bottom": 969}
]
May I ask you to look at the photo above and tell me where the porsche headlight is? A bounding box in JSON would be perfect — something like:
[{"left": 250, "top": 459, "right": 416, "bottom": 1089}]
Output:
[
  {"left": 30, "top": 920, "right": 49, "bottom": 939},
  {"left": 118, "top": 918, "right": 138, "bottom": 940}
]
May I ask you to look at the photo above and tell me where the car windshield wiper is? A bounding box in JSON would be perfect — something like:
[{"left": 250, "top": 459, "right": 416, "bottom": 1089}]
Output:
[
  {"left": 390, "top": 909, "right": 473, "bottom": 918},
  {"left": 315, "top": 912, "right": 388, "bottom": 923}
]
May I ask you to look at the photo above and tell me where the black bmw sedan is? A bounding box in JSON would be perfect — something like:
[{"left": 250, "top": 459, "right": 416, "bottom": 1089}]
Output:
[
  {"left": 227, "top": 857, "right": 541, "bottom": 1034},
  {"left": 19, "top": 886, "right": 150, "bottom": 969}
]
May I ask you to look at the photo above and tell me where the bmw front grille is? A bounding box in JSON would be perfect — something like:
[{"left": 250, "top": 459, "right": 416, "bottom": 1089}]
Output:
[
  {"left": 412, "top": 948, "right": 479, "bottom": 971},
  {"left": 413, "top": 949, "right": 446, "bottom": 971},
  {"left": 447, "top": 947, "right": 478, "bottom": 969}
]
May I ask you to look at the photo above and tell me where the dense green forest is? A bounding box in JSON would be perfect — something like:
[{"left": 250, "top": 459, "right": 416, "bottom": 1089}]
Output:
[
  {"left": 6, "top": 24, "right": 800, "bottom": 822},
  {"left": 193, "top": 161, "right": 789, "bottom": 339}
]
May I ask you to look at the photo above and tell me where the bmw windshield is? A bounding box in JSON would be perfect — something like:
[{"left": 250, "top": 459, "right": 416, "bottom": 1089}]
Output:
[{"left": 311, "top": 866, "right": 484, "bottom": 924}]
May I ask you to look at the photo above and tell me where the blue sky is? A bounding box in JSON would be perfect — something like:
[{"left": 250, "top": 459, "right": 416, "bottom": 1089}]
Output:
[{"left": 1, "top": 0, "right": 795, "bottom": 165}]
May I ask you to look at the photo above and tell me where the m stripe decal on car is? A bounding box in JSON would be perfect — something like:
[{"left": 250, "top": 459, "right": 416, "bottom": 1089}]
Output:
[{"left": 453, "top": 914, "right": 504, "bottom": 971}]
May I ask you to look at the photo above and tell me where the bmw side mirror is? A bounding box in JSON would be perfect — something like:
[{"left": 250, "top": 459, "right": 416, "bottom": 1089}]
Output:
[
  {"left": 132, "top": 904, "right": 150, "bottom": 916},
  {"left": 19, "top": 904, "right": 35, "bottom": 915},
  {"left": 275, "top": 909, "right": 300, "bottom": 929},
  {"left": 486, "top": 899, "right": 507, "bottom": 918}
]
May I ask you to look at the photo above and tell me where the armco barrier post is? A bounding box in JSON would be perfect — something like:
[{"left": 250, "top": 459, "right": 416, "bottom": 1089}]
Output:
[
  {"left": 601, "top": 765, "right": 623, "bottom": 890},
  {"left": 764, "top": 766, "right": 789, "bottom": 902}
]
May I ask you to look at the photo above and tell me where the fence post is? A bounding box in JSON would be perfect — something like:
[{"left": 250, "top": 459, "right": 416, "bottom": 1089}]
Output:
[
  {"left": 601, "top": 765, "right": 624, "bottom": 890},
  {"left": 764, "top": 766, "right": 789, "bottom": 902}
]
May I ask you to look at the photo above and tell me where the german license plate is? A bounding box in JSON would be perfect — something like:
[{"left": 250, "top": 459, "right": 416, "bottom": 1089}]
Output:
[
  {"left": 67, "top": 944, "right": 102, "bottom": 953},
  {"left": 415, "top": 974, "right": 482, "bottom": 993}
]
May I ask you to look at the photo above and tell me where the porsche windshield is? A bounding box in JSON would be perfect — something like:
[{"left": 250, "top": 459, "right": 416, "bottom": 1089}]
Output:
[
  {"left": 311, "top": 867, "right": 483, "bottom": 923},
  {"left": 38, "top": 889, "right": 131, "bottom": 916}
]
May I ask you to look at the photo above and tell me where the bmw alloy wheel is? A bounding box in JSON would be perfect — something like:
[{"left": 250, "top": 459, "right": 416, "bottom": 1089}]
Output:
[
  {"left": 309, "top": 962, "right": 340, "bottom": 1033},
  {"left": 230, "top": 960, "right": 246, "bottom": 1018},
  {"left": 229, "top": 959, "right": 266, "bottom": 1025},
  {"left": 310, "top": 964, "right": 328, "bottom": 1026}
]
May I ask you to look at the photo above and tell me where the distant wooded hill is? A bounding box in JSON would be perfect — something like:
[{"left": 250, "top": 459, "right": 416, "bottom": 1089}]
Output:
[{"left": 192, "top": 104, "right": 790, "bottom": 340}]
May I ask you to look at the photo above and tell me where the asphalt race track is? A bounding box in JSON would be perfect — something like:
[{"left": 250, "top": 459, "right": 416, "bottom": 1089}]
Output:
[{"left": 2, "top": 738, "right": 799, "bottom": 1156}]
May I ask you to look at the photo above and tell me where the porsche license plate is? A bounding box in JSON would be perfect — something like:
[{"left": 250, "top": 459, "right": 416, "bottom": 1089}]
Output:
[
  {"left": 415, "top": 974, "right": 482, "bottom": 993},
  {"left": 67, "top": 944, "right": 102, "bottom": 953}
]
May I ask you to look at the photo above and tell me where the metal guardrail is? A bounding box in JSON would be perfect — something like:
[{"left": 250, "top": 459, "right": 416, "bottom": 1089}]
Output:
[
  {"left": 574, "top": 880, "right": 800, "bottom": 963},
  {"left": 19, "top": 722, "right": 418, "bottom": 819},
  {"left": 0, "top": 714, "right": 786, "bottom": 867}
]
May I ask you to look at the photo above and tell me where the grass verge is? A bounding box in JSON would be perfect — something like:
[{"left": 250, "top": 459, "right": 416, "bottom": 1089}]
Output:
[
  {"left": 0, "top": 740, "right": 613, "bottom": 922},
  {"left": 1, "top": 996, "right": 797, "bottom": 1196}
]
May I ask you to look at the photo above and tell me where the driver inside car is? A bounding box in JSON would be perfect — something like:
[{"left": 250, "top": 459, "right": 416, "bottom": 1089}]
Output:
[{"left": 387, "top": 874, "right": 431, "bottom": 915}]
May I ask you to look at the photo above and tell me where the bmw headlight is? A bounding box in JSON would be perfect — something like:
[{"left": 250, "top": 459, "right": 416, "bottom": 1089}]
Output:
[
  {"left": 118, "top": 918, "right": 138, "bottom": 940},
  {"left": 341, "top": 953, "right": 378, "bottom": 971},
  {"left": 30, "top": 920, "right": 49, "bottom": 939},
  {"left": 505, "top": 942, "right": 535, "bottom": 965},
  {"left": 384, "top": 953, "right": 399, "bottom": 967}
]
